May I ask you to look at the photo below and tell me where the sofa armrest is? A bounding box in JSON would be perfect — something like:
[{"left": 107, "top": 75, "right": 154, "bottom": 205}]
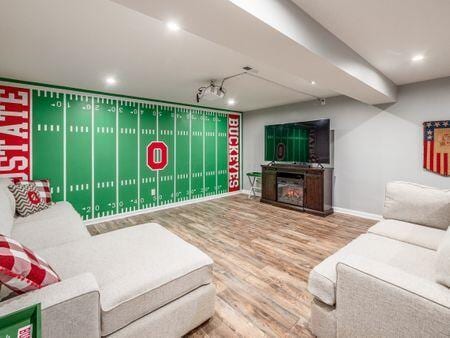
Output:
[
  {"left": 0, "top": 273, "right": 100, "bottom": 338},
  {"left": 336, "top": 255, "right": 450, "bottom": 338}
]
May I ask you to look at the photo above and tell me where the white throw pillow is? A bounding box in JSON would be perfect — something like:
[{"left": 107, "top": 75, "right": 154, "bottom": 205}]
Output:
[
  {"left": 0, "top": 178, "right": 15, "bottom": 214},
  {"left": 0, "top": 186, "right": 14, "bottom": 236},
  {"left": 436, "top": 227, "right": 450, "bottom": 288},
  {"left": 383, "top": 181, "right": 450, "bottom": 230}
]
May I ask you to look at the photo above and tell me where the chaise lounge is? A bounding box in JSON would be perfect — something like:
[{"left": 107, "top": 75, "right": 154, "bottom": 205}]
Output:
[{"left": 0, "top": 179, "right": 216, "bottom": 337}]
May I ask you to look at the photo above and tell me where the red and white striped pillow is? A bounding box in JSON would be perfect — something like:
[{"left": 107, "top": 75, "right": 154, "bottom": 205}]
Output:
[
  {"left": 18, "top": 179, "right": 52, "bottom": 205},
  {"left": 0, "top": 234, "right": 60, "bottom": 294}
]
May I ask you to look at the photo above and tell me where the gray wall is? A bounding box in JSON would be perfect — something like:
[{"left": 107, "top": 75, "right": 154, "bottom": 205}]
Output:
[{"left": 243, "top": 77, "right": 450, "bottom": 215}]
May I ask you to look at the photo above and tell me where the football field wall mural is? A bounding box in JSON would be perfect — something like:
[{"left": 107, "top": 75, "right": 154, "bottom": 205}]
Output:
[{"left": 0, "top": 80, "right": 241, "bottom": 221}]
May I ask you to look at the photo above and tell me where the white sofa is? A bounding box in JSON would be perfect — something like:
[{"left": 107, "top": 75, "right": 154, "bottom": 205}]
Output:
[
  {"left": 0, "top": 179, "right": 215, "bottom": 337},
  {"left": 308, "top": 181, "right": 450, "bottom": 337}
]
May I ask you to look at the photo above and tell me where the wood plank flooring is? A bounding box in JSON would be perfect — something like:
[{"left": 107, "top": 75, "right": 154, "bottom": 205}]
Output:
[{"left": 88, "top": 194, "right": 376, "bottom": 337}]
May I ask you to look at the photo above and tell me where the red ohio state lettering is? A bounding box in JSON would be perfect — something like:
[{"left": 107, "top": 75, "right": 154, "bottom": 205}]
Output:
[
  {"left": 147, "top": 141, "right": 168, "bottom": 170},
  {"left": 0, "top": 85, "right": 30, "bottom": 182},
  {"left": 228, "top": 114, "right": 240, "bottom": 192}
]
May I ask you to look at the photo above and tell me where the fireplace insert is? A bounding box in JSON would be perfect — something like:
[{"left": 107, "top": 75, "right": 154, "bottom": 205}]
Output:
[{"left": 277, "top": 173, "right": 304, "bottom": 207}]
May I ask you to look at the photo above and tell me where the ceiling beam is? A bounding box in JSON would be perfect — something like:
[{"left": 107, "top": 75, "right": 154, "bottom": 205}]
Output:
[{"left": 113, "top": 0, "right": 397, "bottom": 104}]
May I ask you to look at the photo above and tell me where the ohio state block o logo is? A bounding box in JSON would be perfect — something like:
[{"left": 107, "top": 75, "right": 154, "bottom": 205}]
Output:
[{"left": 147, "top": 141, "right": 168, "bottom": 170}]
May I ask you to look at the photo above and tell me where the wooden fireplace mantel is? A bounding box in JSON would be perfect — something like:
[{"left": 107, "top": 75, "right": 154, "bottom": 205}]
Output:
[{"left": 260, "top": 164, "right": 333, "bottom": 216}]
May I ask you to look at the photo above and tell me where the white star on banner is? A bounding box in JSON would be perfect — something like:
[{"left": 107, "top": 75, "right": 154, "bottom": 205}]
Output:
[
  {"left": 434, "top": 122, "right": 441, "bottom": 127},
  {"left": 443, "top": 121, "right": 449, "bottom": 127},
  {"left": 426, "top": 122, "right": 432, "bottom": 127}
]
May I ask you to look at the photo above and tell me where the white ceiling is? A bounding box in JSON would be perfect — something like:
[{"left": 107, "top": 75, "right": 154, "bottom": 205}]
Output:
[
  {"left": 0, "top": 0, "right": 334, "bottom": 112},
  {"left": 293, "top": 0, "right": 450, "bottom": 85},
  {"left": 113, "top": 0, "right": 397, "bottom": 104},
  {"left": 1, "top": 0, "right": 449, "bottom": 111}
]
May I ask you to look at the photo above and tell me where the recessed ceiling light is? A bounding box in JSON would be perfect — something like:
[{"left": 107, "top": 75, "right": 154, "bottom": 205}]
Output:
[
  {"left": 166, "top": 21, "right": 180, "bottom": 32},
  {"left": 310, "top": 80, "right": 316, "bottom": 85},
  {"left": 105, "top": 76, "right": 117, "bottom": 85},
  {"left": 411, "top": 54, "right": 425, "bottom": 62},
  {"left": 227, "top": 99, "right": 236, "bottom": 106}
]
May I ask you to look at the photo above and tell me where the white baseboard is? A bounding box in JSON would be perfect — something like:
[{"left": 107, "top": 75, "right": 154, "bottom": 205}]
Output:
[
  {"left": 333, "top": 207, "right": 382, "bottom": 221},
  {"left": 243, "top": 189, "right": 381, "bottom": 221},
  {"left": 84, "top": 191, "right": 243, "bottom": 226},
  {"left": 85, "top": 190, "right": 381, "bottom": 226},
  {"left": 241, "top": 189, "right": 261, "bottom": 197}
]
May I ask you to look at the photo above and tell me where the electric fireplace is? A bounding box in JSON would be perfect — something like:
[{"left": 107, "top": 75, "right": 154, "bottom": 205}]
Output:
[
  {"left": 261, "top": 164, "right": 334, "bottom": 216},
  {"left": 277, "top": 174, "right": 304, "bottom": 207}
]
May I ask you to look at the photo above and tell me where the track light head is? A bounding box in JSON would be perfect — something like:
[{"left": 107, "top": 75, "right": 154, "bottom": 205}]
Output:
[{"left": 195, "top": 80, "right": 226, "bottom": 103}]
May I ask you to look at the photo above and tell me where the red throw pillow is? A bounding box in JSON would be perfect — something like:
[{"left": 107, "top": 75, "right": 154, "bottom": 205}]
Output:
[
  {"left": 18, "top": 179, "right": 52, "bottom": 205},
  {"left": 8, "top": 183, "right": 48, "bottom": 217},
  {"left": 0, "top": 234, "right": 60, "bottom": 294}
]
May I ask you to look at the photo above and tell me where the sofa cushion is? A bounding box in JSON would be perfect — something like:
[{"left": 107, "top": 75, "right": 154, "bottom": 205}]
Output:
[
  {"left": 436, "top": 227, "right": 450, "bottom": 288},
  {"left": 18, "top": 179, "right": 52, "bottom": 205},
  {"left": 0, "top": 234, "right": 60, "bottom": 294},
  {"left": 383, "top": 181, "right": 450, "bottom": 230},
  {"left": 0, "top": 178, "right": 15, "bottom": 236},
  {"left": 11, "top": 202, "right": 89, "bottom": 250},
  {"left": 308, "top": 233, "right": 437, "bottom": 306},
  {"left": 368, "top": 219, "right": 446, "bottom": 250},
  {"left": 14, "top": 201, "right": 79, "bottom": 225},
  {"left": 0, "top": 188, "right": 14, "bottom": 236},
  {"left": 0, "top": 178, "right": 15, "bottom": 214},
  {"left": 8, "top": 183, "right": 48, "bottom": 217},
  {"left": 38, "top": 223, "right": 214, "bottom": 336}
]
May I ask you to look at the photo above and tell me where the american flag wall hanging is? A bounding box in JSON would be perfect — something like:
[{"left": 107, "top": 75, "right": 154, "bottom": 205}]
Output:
[{"left": 423, "top": 120, "right": 450, "bottom": 176}]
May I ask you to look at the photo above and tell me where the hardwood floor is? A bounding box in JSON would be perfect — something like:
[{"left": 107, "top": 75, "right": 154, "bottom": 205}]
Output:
[{"left": 88, "top": 194, "right": 376, "bottom": 337}]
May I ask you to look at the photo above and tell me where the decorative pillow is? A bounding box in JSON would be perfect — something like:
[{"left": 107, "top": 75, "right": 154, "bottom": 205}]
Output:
[
  {"left": 8, "top": 183, "right": 48, "bottom": 217},
  {"left": 18, "top": 179, "right": 52, "bottom": 205},
  {"left": 0, "top": 189, "right": 14, "bottom": 236},
  {"left": 436, "top": 227, "right": 450, "bottom": 288},
  {"left": 0, "top": 234, "right": 60, "bottom": 294},
  {"left": 383, "top": 181, "right": 450, "bottom": 230},
  {"left": 0, "top": 178, "right": 15, "bottom": 213}
]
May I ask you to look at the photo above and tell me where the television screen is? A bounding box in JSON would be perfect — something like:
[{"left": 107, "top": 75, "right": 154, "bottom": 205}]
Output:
[{"left": 264, "top": 119, "right": 330, "bottom": 164}]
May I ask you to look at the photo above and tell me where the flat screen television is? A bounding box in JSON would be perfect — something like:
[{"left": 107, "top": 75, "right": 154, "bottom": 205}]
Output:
[{"left": 264, "top": 119, "right": 330, "bottom": 164}]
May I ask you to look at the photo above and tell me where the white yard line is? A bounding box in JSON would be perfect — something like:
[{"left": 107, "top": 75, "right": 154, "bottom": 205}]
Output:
[
  {"left": 137, "top": 102, "right": 141, "bottom": 209},
  {"left": 91, "top": 97, "right": 95, "bottom": 219},
  {"left": 215, "top": 112, "right": 218, "bottom": 194},
  {"left": 156, "top": 105, "right": 159, "bottom": 206},
  {"left": 189, "top": 109, "right": 192, "bottom": 200},
  {"left": 174, "top": 107, "right": 177, "bottom": 203},
  {"left": 63, "top": 93, "right": 67, "bottom": 201},
  {"left": 115, "top": 100, "right": 119, "bottom": 214},
  {"left": 203, "top": 110, "right": 205, "bottom": 197}
]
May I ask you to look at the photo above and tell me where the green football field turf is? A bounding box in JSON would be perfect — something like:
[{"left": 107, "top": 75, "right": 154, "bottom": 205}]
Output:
[{"left": 31, "top": 88, "right": 240, "bottom": 220}]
